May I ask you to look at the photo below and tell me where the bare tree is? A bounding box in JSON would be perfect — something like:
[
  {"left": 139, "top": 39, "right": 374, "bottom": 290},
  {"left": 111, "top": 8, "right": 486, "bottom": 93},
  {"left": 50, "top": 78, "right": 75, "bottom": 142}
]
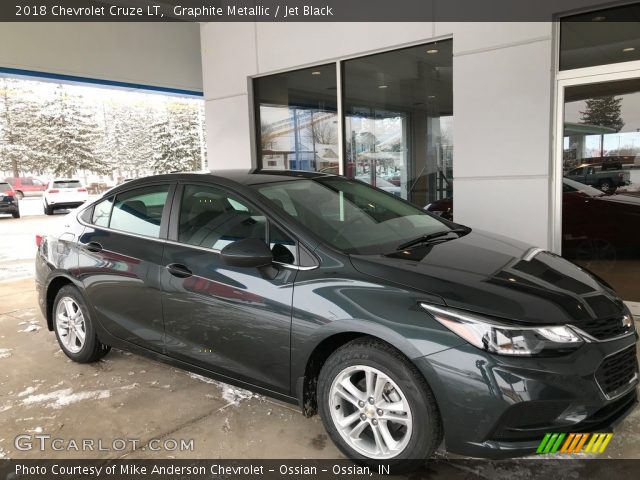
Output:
[{"left": 310, "top": 118, "right": 337, "bottom": 145}]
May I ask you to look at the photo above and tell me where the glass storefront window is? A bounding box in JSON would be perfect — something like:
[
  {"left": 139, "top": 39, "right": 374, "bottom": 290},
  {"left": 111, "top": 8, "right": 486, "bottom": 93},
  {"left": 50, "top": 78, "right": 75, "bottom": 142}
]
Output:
[
  {"left": 254, "top": 64, "right": 338, "bottom": 172},
  {"left": 343, "top": 40, "right": 453, "bottom": 211},
  {"left": 560, "top": 4, "right": 640, "bottom": 71},
  {"left": 562, "top": 78, "right": 640, "bottom": 301}
]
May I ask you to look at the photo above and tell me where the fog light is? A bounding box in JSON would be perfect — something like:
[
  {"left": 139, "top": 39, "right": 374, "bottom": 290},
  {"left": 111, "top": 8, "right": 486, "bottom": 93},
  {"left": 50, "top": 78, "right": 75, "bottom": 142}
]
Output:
[{"left": 558, "top": 405, "right": 588, "bottom": 424}]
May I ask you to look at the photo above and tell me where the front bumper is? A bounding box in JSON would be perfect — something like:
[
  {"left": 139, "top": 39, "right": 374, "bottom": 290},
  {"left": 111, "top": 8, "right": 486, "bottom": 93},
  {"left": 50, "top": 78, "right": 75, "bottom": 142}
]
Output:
[
  {"left": 0, "top": 203, "right": 18, "bottom": 214},
  {"left": 416, "top": 334, "right": 638, "bottom": 459}
]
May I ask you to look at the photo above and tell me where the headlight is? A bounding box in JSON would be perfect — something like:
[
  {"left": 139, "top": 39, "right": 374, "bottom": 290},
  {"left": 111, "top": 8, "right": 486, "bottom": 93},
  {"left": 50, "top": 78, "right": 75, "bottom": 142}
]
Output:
[{"left": 420, "top": 303, "right": 583, "bottom": 356}]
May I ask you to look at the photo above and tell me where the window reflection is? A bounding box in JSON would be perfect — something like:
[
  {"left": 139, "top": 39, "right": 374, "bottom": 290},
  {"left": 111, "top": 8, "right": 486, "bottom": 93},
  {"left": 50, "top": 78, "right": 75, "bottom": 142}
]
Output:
[
  {"left": 254, "top": 64, "right": 338, "bottom": 172},
  {"left": 562, "top": 79, "right": 640, "bottom": 301},
  {"left": 343, "top": 41, "right": 453, "bottom": 210}
]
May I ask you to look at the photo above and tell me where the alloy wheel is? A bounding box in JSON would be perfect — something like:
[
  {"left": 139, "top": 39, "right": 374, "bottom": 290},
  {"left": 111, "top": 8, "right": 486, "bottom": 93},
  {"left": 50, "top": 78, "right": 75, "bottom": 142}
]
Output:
[
  {"left": 55, "top": 297, "right": 87, "bottom": 354},
  {"left": 329, "top": 365, "right": 413, "bottom": 459}
]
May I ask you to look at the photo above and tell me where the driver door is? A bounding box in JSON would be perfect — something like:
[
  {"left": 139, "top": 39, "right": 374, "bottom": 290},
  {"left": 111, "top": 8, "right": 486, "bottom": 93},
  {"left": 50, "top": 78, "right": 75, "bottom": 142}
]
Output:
[{"left": 160, "top": 182, "right": 298, "bottom": 394}]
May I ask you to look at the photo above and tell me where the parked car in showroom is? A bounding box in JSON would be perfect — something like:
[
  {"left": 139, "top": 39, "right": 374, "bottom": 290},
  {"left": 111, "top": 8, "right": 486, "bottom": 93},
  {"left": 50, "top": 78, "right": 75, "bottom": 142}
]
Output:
[
  {"left": 36, "top": 171, "right": 637, "bottom": 470},
  {"left": 565, "top": 164, "right": 630, "bottom": 193},
  {"left": 4, "top": 176, "right": 47, "bottom": 199},
  {"left": 0, "top": 181, "right": 20, "bottom": 218},
  {"left": 42, "top": 179, "right": 88, "bottom": 215}
]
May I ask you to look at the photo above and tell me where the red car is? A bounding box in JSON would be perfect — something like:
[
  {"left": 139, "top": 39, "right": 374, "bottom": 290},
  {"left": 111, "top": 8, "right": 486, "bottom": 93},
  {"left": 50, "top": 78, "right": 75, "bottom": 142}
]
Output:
[
  {"left": 4, "top": 177, "right": 47, "bottom": 199},
  {"left": 424, "top": 178, "right": 640, "bottom": 256}
]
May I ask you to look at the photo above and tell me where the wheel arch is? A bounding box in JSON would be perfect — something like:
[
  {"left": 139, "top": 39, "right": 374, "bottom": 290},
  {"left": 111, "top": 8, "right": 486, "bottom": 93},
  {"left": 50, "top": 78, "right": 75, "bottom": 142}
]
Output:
[
  {"left": 297, "top": 328, "right": 428, "bottom": 417},
  {"left": 44, "top": 275, "right": 78, "bottom": 331}
]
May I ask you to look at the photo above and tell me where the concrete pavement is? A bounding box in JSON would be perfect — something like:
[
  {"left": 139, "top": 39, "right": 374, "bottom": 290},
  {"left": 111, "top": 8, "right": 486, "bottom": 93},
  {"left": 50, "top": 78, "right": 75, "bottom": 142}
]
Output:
[{"left": 0, "top": 279, "right": 342, "bottom": 461}]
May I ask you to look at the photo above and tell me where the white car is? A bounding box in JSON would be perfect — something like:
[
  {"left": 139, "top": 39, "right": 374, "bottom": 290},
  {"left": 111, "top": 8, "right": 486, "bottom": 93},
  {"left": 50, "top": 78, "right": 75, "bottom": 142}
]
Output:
[
  {"left": 42, "top": 179, "right": 88, "bottom": 215},
  {"left": 355, "top": 175, "right": 402, "bottom": 196}
]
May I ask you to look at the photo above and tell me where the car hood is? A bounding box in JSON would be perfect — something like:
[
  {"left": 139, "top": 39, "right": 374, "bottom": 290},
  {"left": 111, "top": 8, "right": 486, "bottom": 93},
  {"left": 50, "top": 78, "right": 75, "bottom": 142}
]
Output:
[{"left": 350, "top": 229, "right": 625, "bottom": 324}]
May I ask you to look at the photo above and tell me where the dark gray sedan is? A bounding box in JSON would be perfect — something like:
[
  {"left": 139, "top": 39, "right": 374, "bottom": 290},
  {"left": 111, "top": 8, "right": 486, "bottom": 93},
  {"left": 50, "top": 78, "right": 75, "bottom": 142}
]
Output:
[{"left": 35, "top": 170, "right": 637, "bottom": 469}]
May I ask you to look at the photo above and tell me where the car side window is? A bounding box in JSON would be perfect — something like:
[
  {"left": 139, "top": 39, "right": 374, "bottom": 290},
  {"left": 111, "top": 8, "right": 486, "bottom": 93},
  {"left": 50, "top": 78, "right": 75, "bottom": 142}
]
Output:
[
  {"left": 178, "top": 184, "right": 266, "bottom": 251},
  {"left": 571, "top": 167, "right": 584, "bottom": 175},
  {"left": 92, "top": 197, "right": 114, "bottom": 227},
  {"left": 109, "top": 185, "right": 170, "bottom": 238}
]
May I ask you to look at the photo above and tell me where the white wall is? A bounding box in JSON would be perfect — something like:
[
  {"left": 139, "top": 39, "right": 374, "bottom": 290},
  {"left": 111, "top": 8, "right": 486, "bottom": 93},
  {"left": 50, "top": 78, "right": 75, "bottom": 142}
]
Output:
[
  {"left": 200, "top": 21, "right": 555, "bottom": 248},
  {"left": 0, "top": 23, "right": 203, "bottom": 93}
]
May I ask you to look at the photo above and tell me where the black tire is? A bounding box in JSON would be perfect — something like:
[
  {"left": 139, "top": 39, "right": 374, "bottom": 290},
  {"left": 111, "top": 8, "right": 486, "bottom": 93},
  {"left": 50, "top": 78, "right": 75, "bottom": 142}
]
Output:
[
  {"left": 598, "top": 181, "right": 612, "bottom": 193},
  {"left": 52, "top": 285, "right": 110, "bottom": 363},
  {"left": 12, "top": 210, "right": 20, "bottom": 218},
  {"left": 15, "top": 190, "right": 24, "bottom": 200},
  {"left": 317, "top": 338, "right": 442, "bottom": 472},
  {"left": 44, "top": 202, "right": 54, "bottom": 215}
]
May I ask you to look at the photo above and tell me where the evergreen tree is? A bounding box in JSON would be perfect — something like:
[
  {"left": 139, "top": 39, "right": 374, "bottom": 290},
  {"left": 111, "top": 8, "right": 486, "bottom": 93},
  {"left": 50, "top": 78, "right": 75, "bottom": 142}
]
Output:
[
  {"left": 151, "top": 101, "right": 203, "bottom": 173},
  {"left": 40, "top": 85, "right": 108, "bottom": 177},
  {"left": 580, "top": 95, "right": 625, "bottom": 132},
  {"left": 0, "top": 79, "right": 44, "bottom": 176}
]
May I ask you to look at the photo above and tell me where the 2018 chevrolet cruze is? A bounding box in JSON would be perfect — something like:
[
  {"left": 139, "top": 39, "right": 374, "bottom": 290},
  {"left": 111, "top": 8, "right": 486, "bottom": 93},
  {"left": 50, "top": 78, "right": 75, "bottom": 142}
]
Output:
[{"left": 36, "top": 170, "right": 638, "bottom": 469}]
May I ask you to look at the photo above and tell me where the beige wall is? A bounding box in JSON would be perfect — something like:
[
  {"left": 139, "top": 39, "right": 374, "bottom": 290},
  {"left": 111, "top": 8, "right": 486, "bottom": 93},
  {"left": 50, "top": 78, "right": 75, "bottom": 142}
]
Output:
[
  {"left": 200, "top": 21, "right": 555, "bottom": 248},
  {"left": 0, "top": 22, "right": 202, "bottom": 93}
]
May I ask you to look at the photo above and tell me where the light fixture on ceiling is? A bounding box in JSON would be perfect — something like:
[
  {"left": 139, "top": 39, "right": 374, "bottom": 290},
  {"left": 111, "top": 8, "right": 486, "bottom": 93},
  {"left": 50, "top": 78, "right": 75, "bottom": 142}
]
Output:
[
  {"left": 378, "top": 85, "right": 388, "bottom": 89},
  {"left": 623, "top": 47, "right": 636, "bottom": 53},
  {"left": 311, "top": 71, "right": 321, "bottom": 75},
  {"left": 426, "top": 48, "right": 439, "bottom": 54},
  {"left": 591, "top": 15, "right": 606, "bottom": 21},
  {"left": 428, "top": 95, "right": 436, "bottom": 99}
]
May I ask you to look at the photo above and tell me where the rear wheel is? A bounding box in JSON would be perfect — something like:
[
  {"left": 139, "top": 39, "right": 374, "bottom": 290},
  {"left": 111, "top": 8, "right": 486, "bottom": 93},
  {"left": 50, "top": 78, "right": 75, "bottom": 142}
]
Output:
[
  {"left": 53, "top": 285, "right": 110, "bottom": 363},
  {"left": 12, "top": 210, "right": 20, "bottom": 219},
  {"left": 44, "top": 202, "right": 53, "bottom": 215},
  {"left": 317, "top": 339, "right": 442, "bottom": 471},
  {"left": 598, "top": 180, "right": 613, "bottom": 193}
]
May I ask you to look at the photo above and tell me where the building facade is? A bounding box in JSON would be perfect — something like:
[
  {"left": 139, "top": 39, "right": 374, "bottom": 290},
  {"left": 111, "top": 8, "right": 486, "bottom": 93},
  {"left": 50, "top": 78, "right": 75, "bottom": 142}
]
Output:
[{"left": 200, "top": 4, "right": 640, "bottom": 305}]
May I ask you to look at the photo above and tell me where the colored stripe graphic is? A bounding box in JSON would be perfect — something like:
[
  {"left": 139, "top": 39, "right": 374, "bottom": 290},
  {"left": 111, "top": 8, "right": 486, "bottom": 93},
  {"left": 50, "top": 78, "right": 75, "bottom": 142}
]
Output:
[
  {"left": 537, "top": 433, "right": 552, "bottom": 454},
  {"left": 573, "top": 433, "right": 590, "bottom": 453},
  {"left": 537, "top": 433, "right": 614, "bottom": 454},
  {"left": 560, "top": 433, "right": 575, "bottom": 453}
]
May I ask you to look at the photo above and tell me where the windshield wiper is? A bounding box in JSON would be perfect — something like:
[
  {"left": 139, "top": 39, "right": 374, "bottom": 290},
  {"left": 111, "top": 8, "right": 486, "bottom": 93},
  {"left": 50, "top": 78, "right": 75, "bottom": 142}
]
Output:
[{"left": 396, "top": 227, "right": 470, "bottom": 251}]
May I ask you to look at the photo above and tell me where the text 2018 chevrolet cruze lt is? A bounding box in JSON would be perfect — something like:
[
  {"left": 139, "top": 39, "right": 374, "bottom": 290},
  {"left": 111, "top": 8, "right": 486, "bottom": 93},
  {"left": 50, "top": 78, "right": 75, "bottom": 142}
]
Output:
[{"left": 36, "top": 170, "right": 638, "bottom": 469}]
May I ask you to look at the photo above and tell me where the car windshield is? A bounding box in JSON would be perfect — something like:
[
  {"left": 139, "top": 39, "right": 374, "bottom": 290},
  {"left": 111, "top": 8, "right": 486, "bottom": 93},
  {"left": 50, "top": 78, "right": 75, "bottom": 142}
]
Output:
[
  {"left": 53, "top": 180, "right": 81, "bottom": 188},
  {"left": 563, "top": 177, "right": 606, "bottom": 197},
  {"left": 0, "top": 183, "right": 11, "bottom": 193},
  {"left": 255, "top": 177, "right": 455, "bottom": 254}
]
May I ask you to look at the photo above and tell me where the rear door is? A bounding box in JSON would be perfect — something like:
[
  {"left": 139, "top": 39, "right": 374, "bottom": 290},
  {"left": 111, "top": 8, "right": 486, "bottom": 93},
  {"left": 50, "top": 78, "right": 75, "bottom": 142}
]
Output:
[
  {"left": 77, "top": 183, "right": 175, "bottom": 351},
  {"left": 160, "top": 182, "right": 297, "bottom": 393}
]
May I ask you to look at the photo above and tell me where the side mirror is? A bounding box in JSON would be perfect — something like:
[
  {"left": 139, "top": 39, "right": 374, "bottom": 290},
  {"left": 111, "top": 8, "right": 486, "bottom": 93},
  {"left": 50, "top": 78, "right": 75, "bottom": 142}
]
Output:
[{"left": 220, "top": 238, "right": 273, "bottom": 268}]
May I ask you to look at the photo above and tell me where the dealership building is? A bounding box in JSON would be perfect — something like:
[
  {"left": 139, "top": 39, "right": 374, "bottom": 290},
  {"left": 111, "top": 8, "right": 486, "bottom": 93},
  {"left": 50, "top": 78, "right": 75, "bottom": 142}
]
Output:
[{"left": 1, "top": 1, "right": 639, "bottom": 308}]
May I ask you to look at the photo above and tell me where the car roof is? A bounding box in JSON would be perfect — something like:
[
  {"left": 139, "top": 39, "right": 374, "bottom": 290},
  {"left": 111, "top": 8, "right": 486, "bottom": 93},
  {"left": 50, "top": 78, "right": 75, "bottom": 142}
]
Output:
[{"left": 105, "top": 169, "right": 335, "bottom": 195}]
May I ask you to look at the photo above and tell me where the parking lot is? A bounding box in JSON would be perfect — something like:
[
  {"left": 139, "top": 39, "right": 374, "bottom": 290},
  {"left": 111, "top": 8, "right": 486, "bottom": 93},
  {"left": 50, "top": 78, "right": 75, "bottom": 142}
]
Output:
[{"left": 1, "top": 201, "right": 639, "bottom": 476}]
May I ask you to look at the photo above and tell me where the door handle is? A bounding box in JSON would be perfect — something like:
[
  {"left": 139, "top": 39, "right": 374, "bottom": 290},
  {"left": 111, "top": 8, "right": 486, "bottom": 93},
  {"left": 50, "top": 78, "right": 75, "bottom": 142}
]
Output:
[
  {"left": 166, "top": 263, "right": 193, "bottom": 278},
  {"left": 82, "top": 241, "right": 103, "bottom": 253}
]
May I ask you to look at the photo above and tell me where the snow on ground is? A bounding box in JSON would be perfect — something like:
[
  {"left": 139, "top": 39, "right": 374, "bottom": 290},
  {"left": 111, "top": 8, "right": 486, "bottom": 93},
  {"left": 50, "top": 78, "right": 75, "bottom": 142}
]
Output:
[
  {"left": 20, "top": 388, "right": 112, "bottom": 409},
  {"left": 187, "top": 372, "right": 257, "bottom": 406},
  {"left": 0, "top": 348, "right": 12, "bottom": 359}
]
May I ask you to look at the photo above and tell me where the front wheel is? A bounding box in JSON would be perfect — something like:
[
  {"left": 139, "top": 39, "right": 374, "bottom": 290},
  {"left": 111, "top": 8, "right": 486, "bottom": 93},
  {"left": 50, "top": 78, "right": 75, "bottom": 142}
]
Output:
[
  {"left": 53, "top": 285, "right": 110, "bottom": 363},
  {"left": 318, "top": 339, "right": 442, "bottom": 471},
  {"left": 12, "top": 210, "right": 20, "bottom": 218}
]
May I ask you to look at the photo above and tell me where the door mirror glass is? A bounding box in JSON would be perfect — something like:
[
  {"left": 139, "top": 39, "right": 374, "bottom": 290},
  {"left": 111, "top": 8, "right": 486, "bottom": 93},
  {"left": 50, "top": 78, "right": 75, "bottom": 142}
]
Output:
[{"left": 220, "top": 238, "right": 273, "bottom": 268}]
